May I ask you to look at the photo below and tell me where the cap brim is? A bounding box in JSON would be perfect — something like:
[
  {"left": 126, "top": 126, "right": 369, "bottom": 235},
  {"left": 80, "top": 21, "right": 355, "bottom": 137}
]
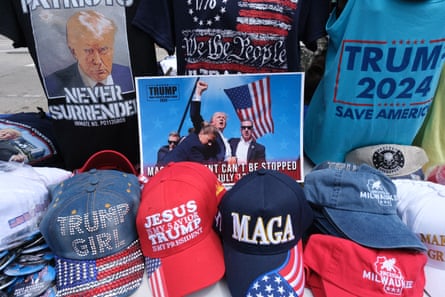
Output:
[
  {"left": 9, "top": 265, "right": 55, "bottom": 297},
  {"left": 223, "top": 241, "right": 305, "bottom": 297},
  {"left": 306, "top": 273, "right": 357, "bottom": 297},
  {"left": 391, "top": 167, "right": 425, "bottom": 180},
  {"left": 424, "top": 265, "right": 445, "bottom": 297},
  {"left": 77, "top": 150, "right": 137, "bottom": 175},
  {"left": 55, "top": 240, "right": 144, "bottom": 297},
  {"left": 345, "top": 144, "right": 428, "bottom": 178},
  {"left": 311, "top": 208, "right": 347, "bottom": 238},
  {"left": 324, "top": 208, "right": 426, "bottom": 251},
  {"left": 147, "top": 231, "right": 225, "bottom": 297}
]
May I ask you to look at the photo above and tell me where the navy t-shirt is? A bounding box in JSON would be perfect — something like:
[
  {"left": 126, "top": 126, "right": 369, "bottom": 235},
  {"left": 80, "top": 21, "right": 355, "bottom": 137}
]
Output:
[{"left": 133, "top": 0, "right": 330, "bottom": 75}]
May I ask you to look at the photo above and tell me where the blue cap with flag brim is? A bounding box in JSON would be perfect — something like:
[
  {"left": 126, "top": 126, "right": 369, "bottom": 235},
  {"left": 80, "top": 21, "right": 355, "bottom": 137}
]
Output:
[{"left": 215, "top": 169, "right": 313, "bottom": 297}]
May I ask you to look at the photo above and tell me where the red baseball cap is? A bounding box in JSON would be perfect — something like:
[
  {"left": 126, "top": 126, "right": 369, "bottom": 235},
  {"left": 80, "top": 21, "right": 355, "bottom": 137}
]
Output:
[
  {"left": 426, "top": 163, "right": 445, "bottom": 185},
  {"left": 304, "top": 234, "right": 427, "bottom": 297},
  {"left": 77, "top": 150, "right": 137, "bottom": 175},
  {"left": 136, "top": 162, "right": 226, "bottom": 297}
]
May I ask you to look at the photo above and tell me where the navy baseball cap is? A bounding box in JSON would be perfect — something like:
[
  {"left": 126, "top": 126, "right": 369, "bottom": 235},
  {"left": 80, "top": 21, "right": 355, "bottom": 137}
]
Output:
[
  {"left": 215, "top": 169, "right": 313, "bottom": 297},
  {"left": 304, "top": 162, "right": 426, "bottom": 251},
  {"left": 39, "top": 169, "right": 144, "bottom": 296}
]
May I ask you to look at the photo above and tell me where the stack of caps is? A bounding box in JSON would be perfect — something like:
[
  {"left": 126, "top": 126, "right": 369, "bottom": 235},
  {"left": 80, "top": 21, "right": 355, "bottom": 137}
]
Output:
[
  {"left": 0, "top": 231, "right": 56, "bottom": 296},
  {"left": 303, "top": 163, "right": 428, "bottom": 296},
  {"left": 303, "top": 162, "right": 426, "bottom": 251},
  {"left": 0, "top": 161, "right": 63, "bottom": 252},
  {"left": 345, "top": 144, "right": 428, "bottom": 180},
  {"left": 216, "top": 168, "right": 313, "bottom": 297}
]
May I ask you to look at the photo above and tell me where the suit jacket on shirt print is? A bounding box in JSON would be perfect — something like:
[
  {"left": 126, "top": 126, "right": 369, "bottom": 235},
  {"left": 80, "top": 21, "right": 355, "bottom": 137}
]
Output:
[
  {"left": 229, "top": 138, "right": 266, "bottom": 162},
  {"left": 45, "top": 63, "right": 134, "bottom": 98}
]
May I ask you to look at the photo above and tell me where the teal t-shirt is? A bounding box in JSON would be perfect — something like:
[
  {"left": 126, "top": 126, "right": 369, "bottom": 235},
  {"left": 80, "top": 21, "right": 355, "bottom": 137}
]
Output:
[{"left": 304, "top": 0, "right": 445, "bottom": 165}]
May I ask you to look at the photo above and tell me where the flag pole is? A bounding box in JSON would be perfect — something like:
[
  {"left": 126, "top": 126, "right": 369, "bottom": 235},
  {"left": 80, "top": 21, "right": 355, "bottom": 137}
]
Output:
[{"left": 177, "top": 77, "right": 200, "bottom": 135}]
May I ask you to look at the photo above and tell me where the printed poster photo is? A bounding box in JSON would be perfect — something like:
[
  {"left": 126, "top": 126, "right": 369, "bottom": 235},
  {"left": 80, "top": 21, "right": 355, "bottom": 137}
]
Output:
[{"left": 136, "top": 73, "right": 304, "bottom": 185}]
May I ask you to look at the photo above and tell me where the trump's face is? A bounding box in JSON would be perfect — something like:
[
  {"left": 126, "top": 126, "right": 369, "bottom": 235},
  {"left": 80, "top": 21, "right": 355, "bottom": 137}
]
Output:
[
  {"left": 69, "top": 29, "right": 115, "bottom": 82},
  {"left": 211, "top": 112, "right": 227, "bottom": 131}
]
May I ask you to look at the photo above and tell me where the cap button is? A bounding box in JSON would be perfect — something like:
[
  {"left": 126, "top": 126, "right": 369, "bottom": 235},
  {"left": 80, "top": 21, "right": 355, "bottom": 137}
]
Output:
[
  {"left": 87, "top": 174, "right": 99, "bottom": 192},
  {"left": 86, "top": 185, "right": 96, "bottom": 193},
  {"left": 89, "top": 175, "right": 99, "bottom": 185}
]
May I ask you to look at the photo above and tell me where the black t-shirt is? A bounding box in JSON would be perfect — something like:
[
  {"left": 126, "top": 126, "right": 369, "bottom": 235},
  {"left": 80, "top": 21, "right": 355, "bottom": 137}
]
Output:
[
  {"left": 0, "top": 0, "right": 159, "bottom": 170},
  {"left": 133, "top": 0, "right": 330, "bottom": 75}
]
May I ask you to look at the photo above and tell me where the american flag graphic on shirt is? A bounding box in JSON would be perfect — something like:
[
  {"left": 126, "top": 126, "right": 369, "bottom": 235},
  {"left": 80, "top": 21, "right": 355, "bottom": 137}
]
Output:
[
  {"left": 246, "top": 243, "right": 305, "bottom": 297},
  {"left": 236, "top": 0, "right": 297, "bottom": 39},
  {"left": 224, "top": 77, "right": 274, "bottom": 139},
  {"left": 183, "top": 0, "right": 299, "bottom": 74}
]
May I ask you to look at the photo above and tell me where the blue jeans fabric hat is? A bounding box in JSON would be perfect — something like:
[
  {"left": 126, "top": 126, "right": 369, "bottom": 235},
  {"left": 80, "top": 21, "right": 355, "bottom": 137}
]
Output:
[
  {"left": 303, "top": 162, "right": 426, "bottom": 251},
  {"left": 216, "top": 168, "right": 313, "bottom": 297},
  {"left": 39, "top": 169, "right": 144, "bottom": 297}
]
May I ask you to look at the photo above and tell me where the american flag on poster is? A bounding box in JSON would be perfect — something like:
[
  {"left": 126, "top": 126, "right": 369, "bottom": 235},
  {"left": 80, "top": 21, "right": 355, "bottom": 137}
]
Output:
[
  {"left": 145, "top": 258, "right": 169, "bottom": 297},
  {"left": 246, "top": 243, "right": 305, "bottom": 297},
  {"left": 224, "top": 77, "right": 274, "bottom": 139}
]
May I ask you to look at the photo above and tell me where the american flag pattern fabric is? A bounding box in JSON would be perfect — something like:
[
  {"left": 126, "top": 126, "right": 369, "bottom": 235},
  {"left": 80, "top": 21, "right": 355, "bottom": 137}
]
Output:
[
  {"left": 55, "top": 240, "right": 144, "bottom": 297},
  {"left": 145, "top": 258, "right": 169, "bottom": 297},
  {"left": 236, "top": 0, "right": 297, "bottom": 38},
  {"left": 246, "top": 243, "right": 304, "bottom": 297},
  {"left": 224, "top": 77, "right": 274, "bottom": 139},
  {"left": 180, "top": 0, "right": 299, "bottom": 74}
]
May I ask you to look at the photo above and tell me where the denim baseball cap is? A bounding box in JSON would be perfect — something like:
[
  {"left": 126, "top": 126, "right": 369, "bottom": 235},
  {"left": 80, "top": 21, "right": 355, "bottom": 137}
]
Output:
[
  {"left": 304, "top": 163, "right": 426, "bottom": 251},
  {"left": 216, "top": 169, "right": 313, "bottom": 297},
  {"left": 39, "top": 169, "right": 144, "bottom": 297}
]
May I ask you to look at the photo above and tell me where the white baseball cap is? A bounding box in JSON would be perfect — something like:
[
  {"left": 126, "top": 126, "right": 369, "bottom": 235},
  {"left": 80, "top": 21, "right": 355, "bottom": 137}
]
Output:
[
  {"left": 395, "top": 179, "right": 445, "bottom": 297},
  {"left": 346, "top": 144, "right": 428, "bottom": 179}
]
